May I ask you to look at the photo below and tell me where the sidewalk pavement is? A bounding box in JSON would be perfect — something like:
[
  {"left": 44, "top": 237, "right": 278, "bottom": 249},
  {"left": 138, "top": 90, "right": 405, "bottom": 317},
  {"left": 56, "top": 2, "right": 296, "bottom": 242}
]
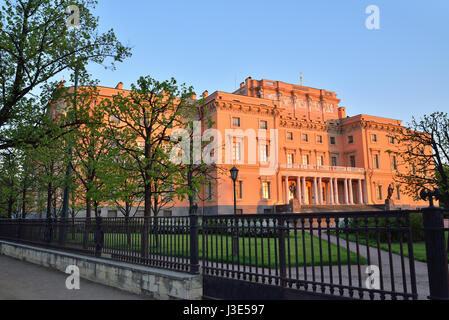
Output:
[{"left": 0, "top": 255, "right": 151, "bottom": 300}]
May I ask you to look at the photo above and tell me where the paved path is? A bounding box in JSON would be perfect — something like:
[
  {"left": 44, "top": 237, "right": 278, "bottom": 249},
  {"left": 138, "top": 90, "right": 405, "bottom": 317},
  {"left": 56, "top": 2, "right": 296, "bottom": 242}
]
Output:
[
  {"left": 309, "top": 231, "right": 430, "bottom": 299},
  {"left": 0, "top": 255, "right": 151, "bottom": 300}
]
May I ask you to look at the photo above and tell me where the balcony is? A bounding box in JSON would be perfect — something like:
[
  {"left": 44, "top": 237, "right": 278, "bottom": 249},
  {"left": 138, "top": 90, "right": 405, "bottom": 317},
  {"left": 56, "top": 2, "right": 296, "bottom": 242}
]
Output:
[{"left": 281, "top": 163, "right": 365, "bottom": 174}]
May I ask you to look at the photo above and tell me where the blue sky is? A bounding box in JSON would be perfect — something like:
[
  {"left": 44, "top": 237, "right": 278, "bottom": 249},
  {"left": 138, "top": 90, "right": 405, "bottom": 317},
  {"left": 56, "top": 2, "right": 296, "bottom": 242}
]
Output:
[{"left": 82, "top": 0, "right": 448, "bottom": 125}]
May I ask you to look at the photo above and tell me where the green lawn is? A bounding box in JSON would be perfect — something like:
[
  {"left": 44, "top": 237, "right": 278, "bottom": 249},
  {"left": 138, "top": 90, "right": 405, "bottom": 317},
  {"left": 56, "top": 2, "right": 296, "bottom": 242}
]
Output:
[
  {"left": 333, "top": 232, "right": 449, "bottom": 263},
  {"left": 66, "top": 231, "right": 367, "bottom": 269}
]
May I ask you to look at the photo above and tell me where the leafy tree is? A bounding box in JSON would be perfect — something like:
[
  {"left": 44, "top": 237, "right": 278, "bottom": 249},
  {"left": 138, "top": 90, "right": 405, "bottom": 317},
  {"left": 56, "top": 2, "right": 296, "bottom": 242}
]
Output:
[
  {"left": 174, "top": 93, "right": 223, "bottom": 215},
  {"left": 101, "top": 76, "right": 195, "bottom": 218},
  {"left": 389, "top": 112, "right": 449, "bottom": 207},
  {"left": 101, "top": 76, "right": 196, "bottom": 254},
  {"left": 69, "top": 86, "right": 115, "bottom": 218},
  {"left": 0, "top": 0, "right": 131, "bottom": 150},
  {"left": 0, "top": 149, "right": 21, "bottom": 218}
]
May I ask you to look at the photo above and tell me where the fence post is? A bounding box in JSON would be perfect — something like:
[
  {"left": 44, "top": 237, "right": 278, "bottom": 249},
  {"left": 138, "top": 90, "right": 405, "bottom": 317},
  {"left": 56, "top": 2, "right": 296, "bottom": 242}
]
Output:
[
  {"left": 278, "top": 216, "right": 287, "bottom": 287},
  {"left": 94, "top": 216, "right": 104, "bottom": 257},
  {"left": 422, "top": 205, "right": 449, "bottom": 300},
  {"left": 189, "top": 205, "right": 200, "bottom": 274}
]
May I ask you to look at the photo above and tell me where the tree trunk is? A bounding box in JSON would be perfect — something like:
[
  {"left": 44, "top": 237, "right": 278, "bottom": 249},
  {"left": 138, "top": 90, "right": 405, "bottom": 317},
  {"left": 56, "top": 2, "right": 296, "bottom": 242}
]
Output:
[
  {"left": 7, "top": 197, "right": 13, "bottom": 219},
  {"left": 21, "top": 183, "right": 26, "bottom": 219},
  {"left": 46, "top": 181, "right": 52, "bottom": 219},
  {"left": 141, "top": 182, "right": 151, "bottom": 259}
]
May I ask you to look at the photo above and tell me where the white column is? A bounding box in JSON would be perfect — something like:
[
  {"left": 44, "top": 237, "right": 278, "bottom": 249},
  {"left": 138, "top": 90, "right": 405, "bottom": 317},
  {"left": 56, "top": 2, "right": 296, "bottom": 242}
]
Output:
[
  {"left": 302, "top": 177, "right": 307, "bottom": 204},
  {"left": 296, "top": 177, "right": 302, "bottom": 204},
  {"left": 349, "top": 178, "right": 354, "bottom": 205},
  {"left": 358, "top": 179, "right": 363, "bottom": 204},
  {"left": 334, "top": 178, "right": 339, "bottom": 205},
  {"left": 285, "top": 176, "right": 289, "bottom": 204},
  {"left": 318, "top": 177, "right": 323, "bottom": 205},
  {"left": 344, "top": 178, "right": 349, "bottom": 204},
  {"left": 313, "top": 177, "right": 318, "bottom": 205},
  {"left": 363, "top": 180, "right": 369, "bottom": 204},
  {"left": 329, "top": 178, "right": 334, "bottom": 204}
]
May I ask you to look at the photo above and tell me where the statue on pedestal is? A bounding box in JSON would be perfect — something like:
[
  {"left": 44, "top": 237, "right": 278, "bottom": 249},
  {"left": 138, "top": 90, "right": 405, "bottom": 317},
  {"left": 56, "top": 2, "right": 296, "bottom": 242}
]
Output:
[{"left": 385, "top": 183, "right": 395, "bottom": 211}]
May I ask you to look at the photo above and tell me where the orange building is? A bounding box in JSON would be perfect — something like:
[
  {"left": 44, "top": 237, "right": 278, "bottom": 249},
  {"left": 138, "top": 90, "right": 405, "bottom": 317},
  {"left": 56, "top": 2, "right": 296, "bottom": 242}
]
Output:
[
  {"left": 68, "top": 77, "right": 428, "bottom": 217},
  {"left": 192, "top": 77, "right": 427, "bottom": 215}
]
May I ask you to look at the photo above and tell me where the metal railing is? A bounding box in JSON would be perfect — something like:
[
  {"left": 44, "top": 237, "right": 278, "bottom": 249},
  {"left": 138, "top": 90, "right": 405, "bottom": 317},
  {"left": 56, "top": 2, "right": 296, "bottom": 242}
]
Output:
[
  {"left": 0, "top": 216, "right": 197, "bottom": 274},
  {"left": 281, "top": 164, "right": 365, "bottom": 174},
  {"left": 1, "top": 207, "right": 449, "bottom": 300},
  {"left": 201, "top": 211, "right": 419, "bottom": 300}
]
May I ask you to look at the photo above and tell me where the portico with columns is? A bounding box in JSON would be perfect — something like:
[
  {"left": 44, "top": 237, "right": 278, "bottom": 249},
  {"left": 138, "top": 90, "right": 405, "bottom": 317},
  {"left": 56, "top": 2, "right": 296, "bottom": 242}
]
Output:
[{"left": 280, "top": 170, "right": 367, "bottom": 206}]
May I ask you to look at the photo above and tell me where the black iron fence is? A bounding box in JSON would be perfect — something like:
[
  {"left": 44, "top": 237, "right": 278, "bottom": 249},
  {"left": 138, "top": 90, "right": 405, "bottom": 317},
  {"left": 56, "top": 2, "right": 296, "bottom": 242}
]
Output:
[
  {"left": 0, "top": 207, "right": 449, "bottom": 300},
  {"left": 201, "top": 211, "right": 418, "bottom": 300},
  {"left": 0, "top": 216, "right": 196, "bottom": 274}
]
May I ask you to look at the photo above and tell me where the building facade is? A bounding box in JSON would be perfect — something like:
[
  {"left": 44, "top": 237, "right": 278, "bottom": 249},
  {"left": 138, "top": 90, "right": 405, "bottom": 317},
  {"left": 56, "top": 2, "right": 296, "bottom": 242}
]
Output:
[
  {"left": 194, "top": 77, "right": 427, "bottom": 215},
  {"left": 66, "top": 77, "right": 427, "bottom": 218}
]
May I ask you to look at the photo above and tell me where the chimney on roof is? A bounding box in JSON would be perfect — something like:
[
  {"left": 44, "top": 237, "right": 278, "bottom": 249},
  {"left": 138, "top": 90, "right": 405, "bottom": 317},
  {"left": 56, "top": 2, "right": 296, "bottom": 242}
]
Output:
[
  {"left": 240, "top": 82, "right": 245, "bottom": 88},
  {"left": 116, "top": 82, "right": 123, "bottom": 90},
  {"left": 202, "top": 90, "right": 209, "bottom": 98},
  {"left": 338, "top": 107, "right": 346, "bottom": 119}
]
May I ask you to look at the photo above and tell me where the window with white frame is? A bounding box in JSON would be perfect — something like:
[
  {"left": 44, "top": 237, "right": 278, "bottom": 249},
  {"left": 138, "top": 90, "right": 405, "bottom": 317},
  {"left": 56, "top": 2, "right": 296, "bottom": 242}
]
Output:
[
  {"left": 373, "top": 154, "right": 380, "bottom": 169},
  {"left": 302, "top": 154, "right": 310, "bottom": 165},
  {"left": 287, "top": 153, "right": 294, "bottom": 166},
  {"left": 262, "top": 182, "right": 271, "bottom": 200},
  {"left": 260, "top": 120, "right": 268, "bottom": 130},
  {"left": 331, "top": 156, "right": 338, "bottom": 167},
  {"left": 232, "top": 117, "right": 240, "bottom": 127},
  {"left": 302, "top": 133, "right": 309, "bottom": 142},
  {"left": 233, "top": 141, "right": 242, "bottom": 161},
  {"left": 259, "top": 144, "right": 269, "bottom": 163},
  {"left": 317, "top": 155, "right": 324, "bottom": 166},
  {"left": 377, "top": 185, "right": 383, "bottom": 200},
  {"left": 349, "top": 155, "right": 356, "bottom": 168}
]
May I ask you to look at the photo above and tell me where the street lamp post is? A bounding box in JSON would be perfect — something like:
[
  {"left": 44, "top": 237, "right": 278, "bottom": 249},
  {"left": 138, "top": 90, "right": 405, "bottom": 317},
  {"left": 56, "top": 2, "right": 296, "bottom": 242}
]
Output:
[
  {"left": 230, "top": 166, "right": 239, "bottom": 256},
  {"left": 59, "top": 64, "right": 79, "bottom": 245}
]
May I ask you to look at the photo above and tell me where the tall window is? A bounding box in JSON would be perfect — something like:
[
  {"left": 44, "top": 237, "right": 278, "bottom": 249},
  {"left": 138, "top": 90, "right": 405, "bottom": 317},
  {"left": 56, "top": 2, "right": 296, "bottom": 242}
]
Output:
[
  {"left": 232, "top": 117, "right": 240, "bottom": 127},
  {"left": 371, "top": 134, "right": 378, "bottom": 142},
  {"left": 262, "top": 182, "right": 271, "bottom": 200},
  {"left": 259, "top": 144, "right": 269, "bottom": 163},
  {"left": 317, "top": 135, "right": 323, "bottom": 143},
  {"left": 286, "top": 132, "right": 293, "bottom": 141},
  {"left": 236, "top": 181, "right": 243, "bottom": 199},
  {"left": 347, "top": 136, "right": 354, "bottom": 144},
  {"left": 302, "top": 154, "right": 310, "bottom": 165},
  {"left": 233, "top": 141, "right": 241, "bottom": 161},
  {"left": 377, "top": 185, "right": 383, "bottom": 200},
  {"left": 374, "top": 154, "right": 380, "bottom": 169},
  {"left": 317, "top": 155, "right": 324, "bottom": 166},
  {"left": 331, "top": 156, "right": 338, "bottom": 167},
  {"left": 349, "top": 155, "right": 356, "bottom": 168},
  {"left": 330, "top": 136, "right": 336, "bottom": 145},
  {"left": 302, "top": 134, "right": 309, "bottom": 142},
  {"left": 207, "top": 181, "right": 213, "bottom": 201},
  {"left": 260, "top": 120, "right": 268, "bottom": 130},
  {"left": 389, "top": 136, "right": 395, "bottom": 144},
  {"left": 391, "top": 156, "right": 398, "bottom": 170},
  {"left": 287, "top": 153, "right": 294, "bottom": 166}
]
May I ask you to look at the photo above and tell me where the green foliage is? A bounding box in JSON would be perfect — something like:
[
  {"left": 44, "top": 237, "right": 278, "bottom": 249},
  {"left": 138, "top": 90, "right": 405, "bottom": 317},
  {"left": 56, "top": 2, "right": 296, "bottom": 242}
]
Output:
[
  {"left": 100, "top": 75, "right": 197, "bottom": 217},
  {"left": 0, "top": 0, "right": 131, "bottom": 150}
]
